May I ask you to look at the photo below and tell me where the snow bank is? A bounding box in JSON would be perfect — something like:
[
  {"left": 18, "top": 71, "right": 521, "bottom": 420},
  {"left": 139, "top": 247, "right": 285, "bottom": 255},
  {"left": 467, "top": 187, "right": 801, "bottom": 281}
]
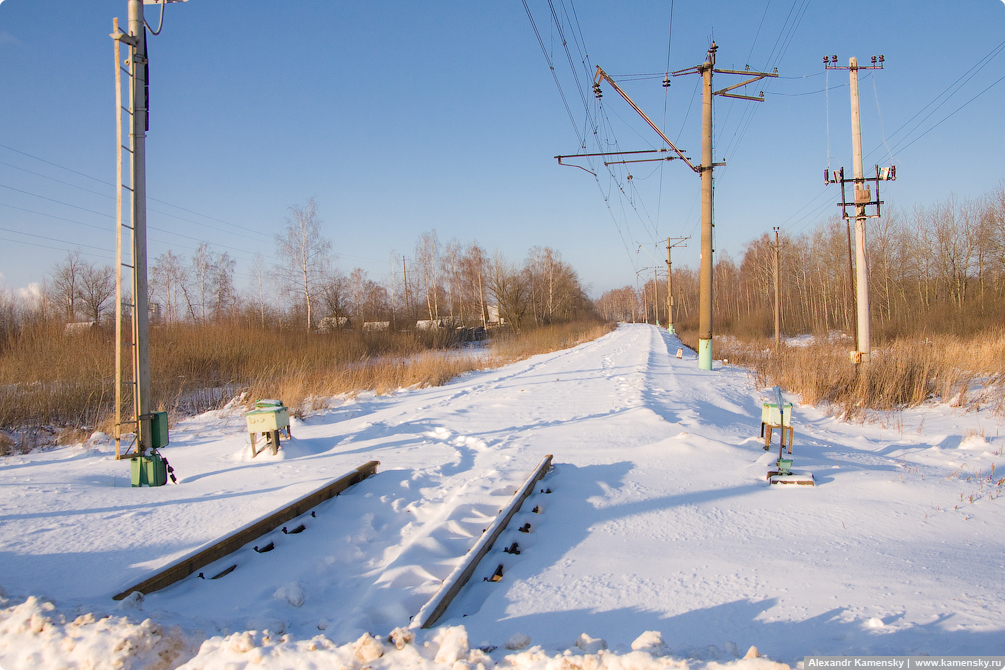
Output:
[
  {"left": 0, "top": 595, "right": 200, "bottom": 670},
  {"left": 177, "top": 623, "right": 788, "bottom": 670},
  {"left": 0, "top": 596, "right": 792, "bottom": 670}
]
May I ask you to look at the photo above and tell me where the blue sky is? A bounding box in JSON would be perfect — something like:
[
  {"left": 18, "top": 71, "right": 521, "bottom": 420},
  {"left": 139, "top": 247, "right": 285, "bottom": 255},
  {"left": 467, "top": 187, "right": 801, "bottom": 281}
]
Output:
[{"left": 1, "top": 0, "right": 1003, "bottom": 299}]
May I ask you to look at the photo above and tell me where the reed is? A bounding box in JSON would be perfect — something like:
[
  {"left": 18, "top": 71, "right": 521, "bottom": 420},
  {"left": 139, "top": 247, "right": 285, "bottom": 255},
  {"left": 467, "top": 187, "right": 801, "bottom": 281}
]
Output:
[
  {"left": 678, "top": 328, "right": 1005, "bottom": 418},
  {"left": 0, "top": 318, "right": 613, "bottom": 450}
]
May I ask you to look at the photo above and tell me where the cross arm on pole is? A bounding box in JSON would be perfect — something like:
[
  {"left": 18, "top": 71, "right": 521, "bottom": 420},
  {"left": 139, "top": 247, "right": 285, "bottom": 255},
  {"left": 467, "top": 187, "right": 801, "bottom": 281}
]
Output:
[
  {"left": 593, "top": 66, "right": 699, "bottom": 174},
  {"left": 712, "top": 69, "right": 778, "bottom": 101}
]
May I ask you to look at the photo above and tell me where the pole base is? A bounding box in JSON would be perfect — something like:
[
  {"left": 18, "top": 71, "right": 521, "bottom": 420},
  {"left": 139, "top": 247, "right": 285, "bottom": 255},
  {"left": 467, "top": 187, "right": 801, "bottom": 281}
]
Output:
[{"left": 698, "top": 338, "right": 713, "bottom": 370}]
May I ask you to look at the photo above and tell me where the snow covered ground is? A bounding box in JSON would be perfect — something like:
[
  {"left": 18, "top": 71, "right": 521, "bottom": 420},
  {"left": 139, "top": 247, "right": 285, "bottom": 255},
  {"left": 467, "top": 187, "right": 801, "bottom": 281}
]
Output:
[{"left": 1, "top": 323, "right": 1003, "bottom": 669}]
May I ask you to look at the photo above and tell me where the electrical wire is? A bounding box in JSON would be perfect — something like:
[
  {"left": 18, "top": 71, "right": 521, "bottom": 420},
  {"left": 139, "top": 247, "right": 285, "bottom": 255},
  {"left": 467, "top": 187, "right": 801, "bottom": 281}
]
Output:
[
  {"left": 0, "top": 225, "right": 112, "bottom": 255},
  {"left": 875, "top": 37, "right": 1005, "bottom": 157},
  {"left": 893, "top": 70, "right": 1005, "bottom": 156},
  {"left": 0, "top": 182, "right": 277, "bottom": 264},
  {"left": 0, "top": 159, "right": 281, "bottom": 246},
  {"left": 0, "top": 236, "right": 113, "bottom": 260},
  {"left": 745, "top": 0, "right": 772, "bottom": 67},
  {"left": 767, "top": 82, "right": 848, "bottom": 96},
  {"left": 0, "top": 143, "right": 275, "bottom": 242},
  {"left": 871, "top": 75, "right": 895, "bottom": 167},
  {"left": 145, "top": 0, "right": 167, "bottom": 36},
  {"left": 655, "top": 0, "right": 675, "bottom": 242},
  {"left": 522, "top": 0, "right": 584, "bottom": 148}
]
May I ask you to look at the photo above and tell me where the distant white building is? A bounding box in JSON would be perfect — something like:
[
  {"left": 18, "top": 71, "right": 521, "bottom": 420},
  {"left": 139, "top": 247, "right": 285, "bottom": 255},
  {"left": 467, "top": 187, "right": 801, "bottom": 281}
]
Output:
[
  {"left": 363, "top": 321, "right": 390, "bottom": 331},
  {"left": 64, "top": 322, "right": 96, "bottom": 335},
  {"left": 318, "top": 316, "right": 350, "bottom": 332}
]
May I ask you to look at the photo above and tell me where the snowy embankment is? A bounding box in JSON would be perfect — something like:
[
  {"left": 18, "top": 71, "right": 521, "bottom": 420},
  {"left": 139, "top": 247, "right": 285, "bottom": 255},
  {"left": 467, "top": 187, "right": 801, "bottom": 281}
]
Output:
[{"left": 1, "top": 323, "right": 1003, "bottom": 669}]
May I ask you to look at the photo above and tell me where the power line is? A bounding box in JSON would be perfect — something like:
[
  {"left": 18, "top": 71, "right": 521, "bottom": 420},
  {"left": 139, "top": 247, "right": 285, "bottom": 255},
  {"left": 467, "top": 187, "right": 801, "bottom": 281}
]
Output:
[
  {"left": 745, "top": 0, "right": 772, "bottom": 67},
  {"left": 873, "top": 37, "right": 1005, "bottom": 158},
  {"left": 0, "top": 142, "right": 275, "bottom": 242},
  {"left": 522, "top": 0, "right": 584, "bottom": 148},
  {"left": 0, "top": 182, "right": 276, "bottom": 263},
  {"left": 894, "top": 70, "right": 1005, "bottom": 156},
  {"left": 0, "top": 236, "right": 113, "bottom": 260},
  {"left": 0, "top": 225, "right": 112, "bottom": 255}
]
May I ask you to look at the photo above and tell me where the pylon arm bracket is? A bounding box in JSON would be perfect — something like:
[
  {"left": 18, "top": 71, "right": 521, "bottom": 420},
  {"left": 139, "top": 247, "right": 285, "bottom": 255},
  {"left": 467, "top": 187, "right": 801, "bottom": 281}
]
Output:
[
  {"left": 555, "top": 156, "right": 597, "bottom": 176},
  {"left": 555, "top": 149, "right": 670, "bottom": 160},
  {"left": 713, "top": 71, "right": 777, "bottom": 99},
  {"left": 717, "top": 92, "right": 765, "bottom": 102},
  {"left": 605, "top": 156, "right": 682, "bottom": 166},
  {"left": 112, "top": 32, "right": 138, "bottom": 47},
  {"left": 594, "top": 66, "right": 699, "bottom": 174}
]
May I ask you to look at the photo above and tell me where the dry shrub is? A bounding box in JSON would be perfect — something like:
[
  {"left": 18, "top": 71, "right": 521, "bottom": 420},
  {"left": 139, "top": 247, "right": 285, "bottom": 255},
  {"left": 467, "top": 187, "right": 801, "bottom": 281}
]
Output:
[
  {"left": 491, "top": 320, "right": 615, "bottom": 361},
  {"left": 0, "top": 431, "right": 14, "bottom": 457},
  {"left": 0, "top": 318, "right": 613, "bottom": 436},
  {"left": 0, "top": 321, "right": 111, "bottom": 428},
  {"left": 56, "top": 426, "right": 90, "bottom": 446},
  {"left": 712, "top": 329, "right": 1005, "bottom": 418}
]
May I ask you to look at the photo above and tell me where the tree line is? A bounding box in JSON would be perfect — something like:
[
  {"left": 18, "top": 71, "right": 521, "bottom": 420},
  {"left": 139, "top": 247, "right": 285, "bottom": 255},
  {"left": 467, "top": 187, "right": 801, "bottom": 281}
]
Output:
[
  {"left": 0, "top": 197, "right": 593, "bottom": 339},
  {"left": 596, "top": 182, "right": 1005, "bottom": 339},
  {"left": 261, "top": 198, "right": 591, "bottom": 332}
]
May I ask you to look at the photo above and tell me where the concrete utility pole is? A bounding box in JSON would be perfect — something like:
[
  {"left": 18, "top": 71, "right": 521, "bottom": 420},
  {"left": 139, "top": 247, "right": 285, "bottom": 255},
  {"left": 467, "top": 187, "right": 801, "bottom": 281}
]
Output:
[
  {"left": 654, "top": 263, "right": 660, "bottom": 327},
  {"left": 402, "top": 256, "right": 411, "bottom": 321},
  {"left": 128, "top": 0, "right": 151, "bottom": 454},
  {"left": 592, "top": 45, "right": 776, "bottom": 371},
  {"left": 823, "top": 54, "right": 896, "bottom": 366},
  {"left": 673, "top": 43, "right": 778, "bottom": 370},
  {"left": 112, "top": 0, "right": 188, "bottom": 458},
  {"left": 698, "top": 54, "right": 715, "bottom": 368},
  {"left": 773, "top": 227, "right": 781, "bottom": 348},
  {"left": 666, "top": 237, "right": 688, "bottom": 334},
  {"left": 848, "top": 57, "right": 871, "bottom": 363}
]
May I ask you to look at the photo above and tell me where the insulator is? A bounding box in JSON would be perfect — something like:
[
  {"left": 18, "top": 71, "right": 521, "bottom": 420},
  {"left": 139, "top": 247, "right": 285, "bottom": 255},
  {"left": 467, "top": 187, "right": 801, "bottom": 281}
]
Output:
[{"left": 662, "top": 76, "right": 671, "bottom": 88}]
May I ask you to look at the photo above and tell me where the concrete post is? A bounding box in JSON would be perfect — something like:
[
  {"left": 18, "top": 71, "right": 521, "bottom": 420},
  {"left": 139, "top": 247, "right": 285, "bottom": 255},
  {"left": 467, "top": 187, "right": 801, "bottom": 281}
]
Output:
[
  {"left": 128, "top": 0, "right": 151, "bottom": 452},
  {"left": 849, "top": 57, "right": 871, "bottom": 363}
]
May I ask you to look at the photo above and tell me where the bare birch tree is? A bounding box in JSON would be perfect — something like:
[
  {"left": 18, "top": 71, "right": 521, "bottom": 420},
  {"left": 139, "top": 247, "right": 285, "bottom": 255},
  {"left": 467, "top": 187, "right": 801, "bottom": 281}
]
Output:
[
  {"left": 275, "top": 197, "right": 331, "bottom": 331},
  {"left": 49, "top": 250, "right": 85, "bottom": 320}
]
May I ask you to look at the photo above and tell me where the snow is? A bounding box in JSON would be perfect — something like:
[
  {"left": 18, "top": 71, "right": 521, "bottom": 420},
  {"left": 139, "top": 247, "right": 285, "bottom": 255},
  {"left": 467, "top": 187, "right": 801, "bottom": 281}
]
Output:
[{"left": 1, "top": 323, "right": 1003, "bottom": 668}]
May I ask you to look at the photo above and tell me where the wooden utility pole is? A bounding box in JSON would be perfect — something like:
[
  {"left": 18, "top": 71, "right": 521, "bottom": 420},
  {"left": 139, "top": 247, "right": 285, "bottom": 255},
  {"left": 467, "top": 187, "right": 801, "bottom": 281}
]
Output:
[
  {"left": 773, "top": 227, "right": 781, "bottom": 348},
  {"left": 823, "top": 54, "right": 896, "bottom": 365},
  {"left": 666, "top": 237, "right": 688, "bottom": 333}
]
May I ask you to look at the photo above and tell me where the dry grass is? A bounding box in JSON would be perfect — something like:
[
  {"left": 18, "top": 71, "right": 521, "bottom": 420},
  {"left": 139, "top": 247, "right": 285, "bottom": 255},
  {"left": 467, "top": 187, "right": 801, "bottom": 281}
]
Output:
[
  {"left": 0, "top": 318, "right": 613, "bottom": 440},
  {"left": 490, "top": 320, "right": 616, "bottom": 362},
  {"left": 685, "top": 328, "right": 1005, "bottom": 418}
]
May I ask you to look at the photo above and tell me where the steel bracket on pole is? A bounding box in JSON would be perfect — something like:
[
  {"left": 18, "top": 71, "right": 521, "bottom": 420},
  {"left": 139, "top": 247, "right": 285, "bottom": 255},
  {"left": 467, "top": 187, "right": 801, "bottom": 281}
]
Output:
[
  {"left": 112, "top": 32, "right": 138, "bottom": 46},
  {"left": 826, "top": 165, "right": 892, "bottom": 220}
]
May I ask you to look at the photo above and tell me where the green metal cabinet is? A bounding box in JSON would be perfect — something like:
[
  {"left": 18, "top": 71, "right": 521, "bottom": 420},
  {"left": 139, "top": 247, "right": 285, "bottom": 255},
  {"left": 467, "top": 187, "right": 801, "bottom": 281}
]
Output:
[{"left": 131, "top": 451, "right": 167, "bottom": 487}]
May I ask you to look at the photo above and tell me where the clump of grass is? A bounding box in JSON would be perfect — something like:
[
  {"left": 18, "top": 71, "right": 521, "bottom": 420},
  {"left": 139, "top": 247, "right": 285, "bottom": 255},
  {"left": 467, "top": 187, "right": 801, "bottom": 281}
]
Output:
[
  {"left": 0, "top": 431, "right": 15, "bottom": 457},
  {"left": 705, "top": 329, "right": 1005, "bottom": 418},
  {"left": 490, "top": 320, "right": 615, "bottom": 361},
  {"left": 0, "top": 317, "right": 614, "bottom": 444}
]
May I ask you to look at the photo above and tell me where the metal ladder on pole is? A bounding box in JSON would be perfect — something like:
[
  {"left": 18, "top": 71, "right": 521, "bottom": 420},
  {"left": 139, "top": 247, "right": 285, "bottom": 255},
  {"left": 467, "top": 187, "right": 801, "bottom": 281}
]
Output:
[{"left": 112, "top": 17, "right": 138, "bottom": 460}]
